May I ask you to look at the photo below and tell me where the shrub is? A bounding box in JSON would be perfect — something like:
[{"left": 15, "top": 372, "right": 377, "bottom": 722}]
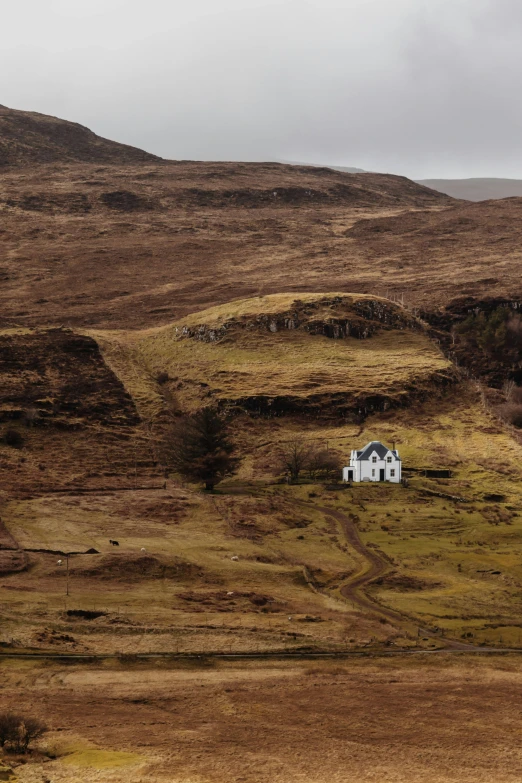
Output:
[
  {"left": 0, "top": 712, "right": 47, "bottom": 753},
  {"left": 307, "top": 448, "right": 342, "bottom": 481},
  {"left": 3, "top": 429, "right": 24, "bottom": 449},
  {"left": 276, "top": 443, "right": 342, "bottom": 483},
  {"left": 0, "top": 713, "right": 20, "bottom": 748},
  {"left": 510, "top": 386, "right": 522, "bottom": 404},
  {"left": 156, "top": 371, "right": 170, "bottom": 385},
  {"left": 502, "top": 403, "right": 522, "bottom": 428}
]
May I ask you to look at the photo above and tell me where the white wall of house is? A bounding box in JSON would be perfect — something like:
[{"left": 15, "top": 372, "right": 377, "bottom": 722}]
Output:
[
  {"left": 359, "top": 449, "right": 400, "bottom": 482},
  {"left": 343, "top": 444, "right": 401, "bottom": 483}
]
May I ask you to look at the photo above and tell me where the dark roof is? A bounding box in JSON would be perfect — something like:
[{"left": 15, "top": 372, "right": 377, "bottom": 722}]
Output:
[{"left": 355, "top": 441, "right": 401, "bottom": 461}]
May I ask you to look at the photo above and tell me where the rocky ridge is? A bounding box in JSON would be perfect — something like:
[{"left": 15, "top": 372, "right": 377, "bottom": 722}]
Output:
[{"left": 176, "top": 296, "right": 422, "bottom": 344}]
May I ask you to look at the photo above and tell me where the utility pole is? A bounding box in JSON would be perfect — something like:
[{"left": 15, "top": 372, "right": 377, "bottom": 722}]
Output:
[{"left": 57, "top": 555, "right": 70, "bottom": 597}]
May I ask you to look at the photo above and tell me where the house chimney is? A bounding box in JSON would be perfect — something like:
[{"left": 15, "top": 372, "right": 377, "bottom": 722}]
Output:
[{"left": 392, "top": 441, "right": 395, "bottom": 452}]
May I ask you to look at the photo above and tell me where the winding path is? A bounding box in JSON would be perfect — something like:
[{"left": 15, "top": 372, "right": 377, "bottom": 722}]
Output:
[
  {"left": 225, "top": 485, "right": 473, "bottom": 648},
  {"left": 0, "top": 484, "right": 487, "bottom": 655},
  {"left": 313, "top": 503, "right": 402, "bottom": 623},
  {"left": 310, "top": 502, "right": 475, "bottom": 650}
]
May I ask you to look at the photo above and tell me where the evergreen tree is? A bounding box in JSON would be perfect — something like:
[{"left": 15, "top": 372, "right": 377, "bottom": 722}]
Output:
[{"left": 166, "top": 408, "right": 240, "bottom": 491}]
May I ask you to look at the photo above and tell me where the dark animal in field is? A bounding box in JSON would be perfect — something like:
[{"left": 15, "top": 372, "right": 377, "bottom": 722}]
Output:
[{"left": 109, "top": 539, "right": 119, "bottom": 546}]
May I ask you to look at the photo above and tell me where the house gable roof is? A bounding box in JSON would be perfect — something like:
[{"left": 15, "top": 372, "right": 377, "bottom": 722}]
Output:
[{"left": 355, "top": 441, "right": 400, "bottom": 461}]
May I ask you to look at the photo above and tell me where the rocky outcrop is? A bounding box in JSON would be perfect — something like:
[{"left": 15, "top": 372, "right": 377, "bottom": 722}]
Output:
[
  {"left": 177, "top": 296, "right": 420, "bottom": 344},
  {"left": 224, "top": 370, "right": 457, "bottom": 419},
  {"left": 169, "top": 295, "right": 456, "bottom": 419},
  {"left": 423, "top": 296, "right": 522, "bottom": 332},
  {"left": 179, "top": 177, "right": 453, "bottom": 209}
]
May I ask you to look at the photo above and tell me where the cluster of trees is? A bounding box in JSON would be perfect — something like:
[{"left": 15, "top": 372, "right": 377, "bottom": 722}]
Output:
[
  {"left": 452, "top": 306, "right": 522, "bottom": 429},
  {"left": 456, "top": 307, "right": 522, "bottom": 365},
  {"left": 277, "top": 440, "right": 342, "bottom": 483},
  {"left": 162, "top": 407, "right": 342, "bottom": 490},
  {"left": 0, "top": 713, "right": 47, "bottom": 754}
]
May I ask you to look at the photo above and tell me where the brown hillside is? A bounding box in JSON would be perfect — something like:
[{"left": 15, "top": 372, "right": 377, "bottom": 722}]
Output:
[
  {"left": 0, "top": 158, "right": 458, "bottom": 330},
  {"left": 345, "top": 198, "right": 522, "bottom": 305},
  {"left": 127, "top": 293, "right": 455, "bottom": 417},
  {"left": 0, "top": 327, "right": 154, "bottom": 493},
  {"left": 1, "top": 109, "right": 520, "bottom": 334},
  {"left": 0, "top": 105, "right": 161, "bottom": 166},
  {"left": 0, "top": 328, "right": 139, "bottom": 427}
]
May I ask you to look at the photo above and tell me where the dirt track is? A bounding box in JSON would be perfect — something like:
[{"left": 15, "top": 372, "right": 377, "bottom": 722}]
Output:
[
  {"left": 313, "top": 501, "right": 479, "bottom": 651},
  {"left": 314, "top": 503, "right": 400, "bottom": 621},
  {"left": 0, "top": 485, "right": 495, "bottom": 656}
]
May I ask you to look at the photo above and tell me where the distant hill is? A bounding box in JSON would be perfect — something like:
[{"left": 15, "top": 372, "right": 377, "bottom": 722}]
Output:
[
  {"left": 0, "top": 105, "right": 162, "bottom": 167},
  {"left": 283, "top": 167, "right": 522, "bottom": 203},
  {"left": 415, "top": 177, "right": 522, "bottom": 202},
  {"left": 279, "top": 160, "right": 366, "bottom": 174}
]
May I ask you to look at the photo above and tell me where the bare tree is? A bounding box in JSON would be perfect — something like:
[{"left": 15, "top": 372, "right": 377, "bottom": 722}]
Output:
[
  {"left": 308, "top": 449, "right": 342, "bottom": 482},
  {"left": 277, "top": 440, "right": 312, "bottom": 482},
  {"left": 499, "top": 402, "right": 522, "bottom": 429},
  {"left": 0, "top": 713, "right": 47, "bottom": 753},
  {"left": 13, "top": 718, "right": 48, "bottom": 753}
]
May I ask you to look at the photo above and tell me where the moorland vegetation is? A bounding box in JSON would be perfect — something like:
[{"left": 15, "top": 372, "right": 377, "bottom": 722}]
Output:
[{"left": 2, "top": 105, "right": 522, "bottom": 783}]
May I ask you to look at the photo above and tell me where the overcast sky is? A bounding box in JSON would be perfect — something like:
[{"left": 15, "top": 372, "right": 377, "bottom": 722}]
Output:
[{"left": 2, "top": 0, "right": 522, "bottom": 178}]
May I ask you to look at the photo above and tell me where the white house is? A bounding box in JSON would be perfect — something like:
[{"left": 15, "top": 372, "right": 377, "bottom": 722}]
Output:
[{"left": 342, "top": 441, "right": 401, "bottom": 483}]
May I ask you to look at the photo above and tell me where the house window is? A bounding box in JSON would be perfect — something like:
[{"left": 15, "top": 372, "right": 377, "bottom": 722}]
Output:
[
  {"left": 387, "top": 456, "right": 392, "bottom": 463},
  {"left": 372, "top": 469, "right": 375, "bottom": 477},
  {"left": 372, "top": 456, "right": 377, "bottom": 463},
  {"left": 390, "top": 469, "right": 395, "bottom": 477}
]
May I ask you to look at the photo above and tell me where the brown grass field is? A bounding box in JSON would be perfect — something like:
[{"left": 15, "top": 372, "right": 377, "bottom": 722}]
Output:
[{"left": 2, "top": 655, "right": 522, "bottom": 782}]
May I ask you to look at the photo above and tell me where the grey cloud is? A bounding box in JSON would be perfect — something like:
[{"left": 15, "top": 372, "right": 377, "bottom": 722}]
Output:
[{"left": 1, "top": 0, "right": 522, "bottom": 178}]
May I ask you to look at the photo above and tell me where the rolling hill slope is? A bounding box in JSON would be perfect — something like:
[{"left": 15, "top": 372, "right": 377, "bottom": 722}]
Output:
[
  {"left": 0, "top": 105, "right": 161, "bottom": 166},
  {"left": 3, "top": 107, "right": 522, "bottom": 783},
  {"left": 2, "top": 107, "right": 522, "bottom": 335},
  {"left": 124, "top": 293, "right": 455, "bottom": 417},
  {"left": 1, "top": 107, "right": 522, "bottom": 667},
  {"left": 0, "top": 153, "right": 456, "bottom": 329}
]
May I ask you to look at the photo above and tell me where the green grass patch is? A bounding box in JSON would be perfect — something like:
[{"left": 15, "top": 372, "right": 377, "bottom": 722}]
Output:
[{"left": 61, "top": 749, "right": 143, "bottom": 768}]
